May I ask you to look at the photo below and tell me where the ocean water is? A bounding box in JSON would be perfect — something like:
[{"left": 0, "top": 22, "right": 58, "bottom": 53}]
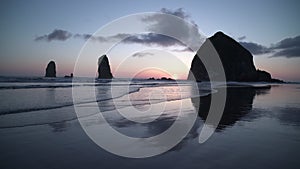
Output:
[{"left": 0, "top": 77, "right": 299, "bottom": 169}]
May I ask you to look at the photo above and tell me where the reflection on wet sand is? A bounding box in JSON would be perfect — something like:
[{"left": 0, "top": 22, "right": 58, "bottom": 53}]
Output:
[
  {"left": 94, "top": 83, "right": 272, "bottom": 141},
  {"left": 192, "top": 86, "right": 271, "bottom": 131},
  {"left": 96, "top": 85, "right": 187, "bottom": 138},
  {"left": 49, "top": 122, "right": 68, "bottom": 132}
]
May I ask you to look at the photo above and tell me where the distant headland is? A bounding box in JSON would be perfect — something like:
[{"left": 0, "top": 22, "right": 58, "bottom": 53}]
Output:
[{"left": 147, "top": 77, "right": 175, "bottom": 81}]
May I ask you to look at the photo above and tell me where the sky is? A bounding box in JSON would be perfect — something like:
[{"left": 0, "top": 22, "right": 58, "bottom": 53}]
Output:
[{"left": 0, "top": 0, "right": 299, "bottom": 81}]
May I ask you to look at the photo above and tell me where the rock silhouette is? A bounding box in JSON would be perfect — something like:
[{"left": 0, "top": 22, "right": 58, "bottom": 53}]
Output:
[
  {"left": 188, "top": 31, "right": 282, "bottom": 82},
  {"left": 97, "top": 55, "right": 113, "bottom": 79},
  {"left": 64, "top": 73, "right": 73, "bottom": 78},
  {"left": 45, "top": 61, "right": 56, "bottom": 77},
  {"left": 256, "top": 70, "right": 271, "bottom": 81}
]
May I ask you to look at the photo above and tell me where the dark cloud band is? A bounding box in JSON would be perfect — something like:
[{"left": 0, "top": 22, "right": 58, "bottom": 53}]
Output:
[
  {"left": 239, "top": 35, "right": 300, "bottom": 58},
  {"left": 239, "top": 41, "right": 272, "bottom": 55},
  {"left": 35, "top": 29, "right": 72, "bottom": 41}
]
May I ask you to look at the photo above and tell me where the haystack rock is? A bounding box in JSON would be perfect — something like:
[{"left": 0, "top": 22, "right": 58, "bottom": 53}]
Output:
[
  {"left": 97, "top": 55, "right": 113, "bottom": 79},
  {"left": 45, "top": 61, "right": 56, "bottom": 77},
  {"left": 188, "top": 31, "right": 282, "bottom": 82}
]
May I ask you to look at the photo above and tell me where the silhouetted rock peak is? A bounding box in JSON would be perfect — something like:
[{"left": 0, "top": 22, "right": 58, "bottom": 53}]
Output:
[
  {"left": 210, "top": 31, "right": 253, "bottom": 58},
  {"left": 188, "top": 32, "right": 283, "bottom": 82},
  {"left": 214, "top": 31, "right": 225, "bottom": 36},
  {"left": 45, "top": 61, "right": 56, "bottom": 77},
  {"left": 97, "top": 55, "right": 113, "bottom": 79}
]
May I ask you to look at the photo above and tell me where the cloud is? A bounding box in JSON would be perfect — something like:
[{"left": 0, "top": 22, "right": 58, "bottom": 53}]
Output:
[
  {"left": 35, "top": 29, "right": 72, "bottom": 41},
  {"left": 238, "top": 36, "right": 246, "bottom": 41},
  {"left": 272, "top": 35, "right": 300, "bottom": 49},
  {"left": 35, "top": 29, "right": 183, "bottom": 48},
  {"left": 104, "top": 33, "right": 132, "bottom": 42},
  {"left": 172, "top": 47, "right": 193, "bottom": 52},
  {"left": 239, "top": 35, "right": 300, "bottom": 58},
  {"left": 239, "top": 41, "right": 272, "bottom": 55},
  {"left": 160, "top": 8, "right": 189, "bottom": 19},
  {"left": 123, "top": 33, "right": 185, "bottom": 47},
  {"left": 132, "top": 52, "right": 154, "bottom": 57},
  {"left": 141, "top": 8, "right": 204, "bottom": 51},
  {"left": 73, "top": 33, "right": 94, "bottom": 41},
  {"left": 272, "top": 47, "right": 300, "bottom": 58},
  {"left": 270, "top": 35, "right": 300, "bottom": 58},
  {"left": 35, "top": 8, "right": 300, "bottom": 58},
  {"left": 73, "top": 33, "right": 130, "bottom": 42},
  {"left": 35, "top": 8, "right": 203, "bottom": 51},
  {"left": 36, "top": 29, "right": 131, "bottom": 43}
]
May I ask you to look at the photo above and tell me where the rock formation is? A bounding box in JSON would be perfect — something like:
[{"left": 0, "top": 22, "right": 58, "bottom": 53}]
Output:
[
  {"left": 64, "top": 73, "right": 73, "bottom": 78},
  {"left": 188, "top": 31, "right": 283, "bottom": 82},
  {"left": 45, "top": 61, "right": 56, "bottom": 77},
  {"left": 147, "top": 77, "right": 175, "bottom": 81},
  {"left": 97, "top": 55, "right": 113, "bottom": 79}
]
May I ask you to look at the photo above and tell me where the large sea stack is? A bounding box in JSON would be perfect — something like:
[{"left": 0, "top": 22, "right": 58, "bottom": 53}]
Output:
[
  {"left": 97, "top": 55, "right": 113, "bottom": 79},
  {"left": 188, "top": 31, "right": 282, "bottom": 82},
  {"left": 45, "top": 61, "right": 56, "bottom": 77}
]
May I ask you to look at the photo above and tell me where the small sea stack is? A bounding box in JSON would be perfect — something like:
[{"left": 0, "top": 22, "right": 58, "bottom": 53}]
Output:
[
  {"left": 97, "top": 55, "right": 113, "bottom": 79},
  {"left": 45, "top": 61, "right": 56, "bottom": 77},
  {"left": 64, "top": 73, "right": 73, "bottom": 78}
]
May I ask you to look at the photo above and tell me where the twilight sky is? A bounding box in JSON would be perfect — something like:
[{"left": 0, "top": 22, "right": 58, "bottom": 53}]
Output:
[{"left": 0, "top": 0, "right": 299, "bottom": 81}]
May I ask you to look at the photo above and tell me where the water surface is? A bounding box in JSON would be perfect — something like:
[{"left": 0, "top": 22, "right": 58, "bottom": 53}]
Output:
[{"left": 0, "top": 78, "right": 299, "bottom": 169}]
